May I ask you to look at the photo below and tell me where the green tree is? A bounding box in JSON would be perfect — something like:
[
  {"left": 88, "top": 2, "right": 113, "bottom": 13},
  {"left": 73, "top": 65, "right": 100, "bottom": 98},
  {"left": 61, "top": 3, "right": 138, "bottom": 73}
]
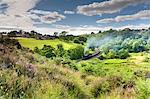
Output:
[
  {"left": 37, "top": 45, "right": 56, "bottom": 58},
  {"left": 55, "top": 44, "right": 65, "bottom": 57},
  {"left": 54, "top": 32, "right": 59, "bottom": 37},
  {"left": 107, "top": 49, "right": 116, "bottom": 59},
  {"left": 118, "top": 49, "right": 129, "bottom": 59},
  {"left": 78, "top": 36, "right": 87, "bottom": 42},
  {"left": 34, "top": 47, "right": 39, "bottom": 53},
  {"left": 68, "top": 46, "right": 84, "bottom": 60},
  {"left": 8, "top": 31, "right": 17, "bottom": 37},
  {"left": 73, "top": 38, "right": 80, "bottom": 44},
  {"left": 60, "top": 31, "right": 68, "bottom": 36}
]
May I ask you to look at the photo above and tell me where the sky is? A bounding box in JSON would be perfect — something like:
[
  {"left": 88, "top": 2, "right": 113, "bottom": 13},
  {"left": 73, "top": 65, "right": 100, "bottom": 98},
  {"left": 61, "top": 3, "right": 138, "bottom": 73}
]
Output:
[{"left": 0, "top": 0, "right": 150, "bottom": 35}]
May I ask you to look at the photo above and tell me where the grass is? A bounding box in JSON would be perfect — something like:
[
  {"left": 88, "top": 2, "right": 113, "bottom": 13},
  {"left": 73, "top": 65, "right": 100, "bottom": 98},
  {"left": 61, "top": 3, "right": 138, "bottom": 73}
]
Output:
[
  {"left": 16, "top": 37, "right": 79, "bottom": 50},
  {"left": 1, "top": 38, "right": 150, "bottom": 98}
]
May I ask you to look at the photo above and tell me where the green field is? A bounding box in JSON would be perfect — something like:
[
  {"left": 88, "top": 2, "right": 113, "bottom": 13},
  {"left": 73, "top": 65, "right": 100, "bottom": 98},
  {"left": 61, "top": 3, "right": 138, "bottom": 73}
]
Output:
[
  {"left": 16, "top": 37, "right": 79, "bottom": 50},
  {"left": 1, "top": 37, "right": 150, "bottom": 98}
]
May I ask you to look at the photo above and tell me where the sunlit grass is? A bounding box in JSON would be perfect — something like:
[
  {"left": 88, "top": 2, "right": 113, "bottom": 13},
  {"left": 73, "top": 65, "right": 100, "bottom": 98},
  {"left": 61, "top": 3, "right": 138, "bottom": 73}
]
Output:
[{"left": 16, "top": 37, "right": 79, "bottom": 50}]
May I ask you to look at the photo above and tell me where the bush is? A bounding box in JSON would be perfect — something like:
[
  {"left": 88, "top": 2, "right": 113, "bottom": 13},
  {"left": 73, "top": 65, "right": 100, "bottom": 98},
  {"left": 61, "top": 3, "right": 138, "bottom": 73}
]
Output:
[
  {"left": 67, "top": 46, "right": 84, "bottom": 60},
  {"left": 55, "top": 44, "right": 65, "bottom": 57},
  {"left": 118, "top": 49, "right": 129, "bottom": 59},
  {"left": 91, "top": 76, "right": 123, "bottom": 98},
  {"left": 91, "top": 81, "right": 110, "bottom": 97},
  {"left": 53, "top": 57, "right": 63, "bottom": 65},
  {"left": 107, "top": 49, "right": 116, "bottom": 59},
  {"left": 136, "top": 79, "right": 150, "bottom": 99},
  {"left": 34, "top": 47, "right": 39, "bottom": 53},
  {"left": 78, "top": 36, "right": 87, "bottom": 42},
  {"left": 73, "top": 39, "right": 80, "bottom": 44},
  {"left": 73, "top": 36, "right": 87, "bottom": 45},
  {"left": 101, "top": 48, "right": 129, "bottom": 59},
  {"left": 34, "top": 45, "right": 56, "bottom": 58},
  {"left": 143, "top": 56, "right": 150, "bottom": 62},
  {"left": 15, "top": 42, "right": 22, "bottom": 49}
]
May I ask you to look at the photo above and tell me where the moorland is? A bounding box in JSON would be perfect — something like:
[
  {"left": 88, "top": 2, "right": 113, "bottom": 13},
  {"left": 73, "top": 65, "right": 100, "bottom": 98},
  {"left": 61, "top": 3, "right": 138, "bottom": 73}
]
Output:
[{"left": 0, "top": 28, "right": 150, "bottom": 99}]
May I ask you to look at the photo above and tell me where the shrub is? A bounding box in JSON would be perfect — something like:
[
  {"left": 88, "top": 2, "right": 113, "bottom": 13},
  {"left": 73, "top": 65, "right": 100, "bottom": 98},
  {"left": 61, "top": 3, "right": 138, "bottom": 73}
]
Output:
[
  {"left": 73, "top": 39, "right": 80, "bottom": 44},
  {"left": 107, "top": 49, "right": 116, "bottom": 59},
  {"left": 78, "top": 36, "right": 87, "bottom": 42},
  {"left": 143, "top": 56, "right": 150, "bottom": 62},
  {"left": 136, "top": 79, "right": 150, "bottom": 99},
  {"left": 67, "top": 46, "right": 84, "bottom": 60},
  {"left": 73, "top": 36, "right": 87, "bottom": 45},
  {"left": 91, "top": 80, "right": 110, "bottom": 97},
  {"left": 55, "top": 44, "right": 65, "bottom": 57},
  {"left": 34, "top": 47, "right": 39, "bottom": 53},
  {"left": 15, "top": 42, "right": 22, "bottom": 49},
  {"left": 117, "top": 49, "right": 129, "bottom": 59},
  {"left": 34, "top": 45, "right": 56, "bottom": 58},
  {"left": 91, "top": 76, "right": 123, "bottom": 98},
  {"left": 53, "top": 57, "right": 63, "bottom": 65}
]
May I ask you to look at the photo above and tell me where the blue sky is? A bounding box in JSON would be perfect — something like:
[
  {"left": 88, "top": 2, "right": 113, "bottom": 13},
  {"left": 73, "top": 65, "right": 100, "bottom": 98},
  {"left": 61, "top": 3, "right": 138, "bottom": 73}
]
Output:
[{"left": 0, "top": 0, "right": 150, "bottom": 35}]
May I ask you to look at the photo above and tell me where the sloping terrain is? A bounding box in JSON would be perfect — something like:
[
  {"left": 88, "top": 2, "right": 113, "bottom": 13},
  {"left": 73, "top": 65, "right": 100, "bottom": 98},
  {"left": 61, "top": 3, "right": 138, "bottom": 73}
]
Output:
[
  {"left": 0, "top": 38, "right": 150, "bottom": 99},
  {"left": 16, "top": 37, "right": 79, "bottom": 50}
]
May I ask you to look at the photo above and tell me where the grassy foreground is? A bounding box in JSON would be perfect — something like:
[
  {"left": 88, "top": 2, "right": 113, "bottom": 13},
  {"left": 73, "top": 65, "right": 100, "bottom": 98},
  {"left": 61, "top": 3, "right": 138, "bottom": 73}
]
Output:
[
  {"left": 0, "top": 38, "right": 150, "bottom": 99},
  {"left": 16, "top": 37, "right": 79, "bottom": 50}
]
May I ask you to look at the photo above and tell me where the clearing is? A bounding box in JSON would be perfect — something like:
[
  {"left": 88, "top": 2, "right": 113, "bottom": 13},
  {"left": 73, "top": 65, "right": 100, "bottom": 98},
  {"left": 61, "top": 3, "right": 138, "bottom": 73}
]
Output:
[{"left": 16, "top": 37, "right": 79, "bottom": 50}]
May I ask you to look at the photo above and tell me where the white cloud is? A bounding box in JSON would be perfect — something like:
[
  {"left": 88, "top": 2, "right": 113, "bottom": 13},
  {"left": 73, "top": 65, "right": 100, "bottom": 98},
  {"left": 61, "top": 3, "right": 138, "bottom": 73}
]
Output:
[
  {"left": 1, "top": 24, "right": 149, "bottom": 35},
  {"left": 37, "top": 24, "right": 150, "bottom": 35},
  {"left": 49, "top": 24, "right": 150, "bottom": 35},
  {"left": 0, "top": 0, "right": 149, "bottom": 35},
  {"left": 0, "top": 0, "right": 66, "bottom": 31},
  {"left": 64, "top": 10, "right": 75, "bottom": 14},
  {"left": 29, "top": 10, "right": 66, "bottom": 24},
  {"left": 116, "top": 24, "right": 150, "bottom": 29},
  {"left": 77, "top": 0, "right": 150, "bottom": 16},
  {"left": 0, "top": 0, "right": 40, "bottom": 28},
  {"left": 97, "top": 10, "right": 150, "bottom": 23}
]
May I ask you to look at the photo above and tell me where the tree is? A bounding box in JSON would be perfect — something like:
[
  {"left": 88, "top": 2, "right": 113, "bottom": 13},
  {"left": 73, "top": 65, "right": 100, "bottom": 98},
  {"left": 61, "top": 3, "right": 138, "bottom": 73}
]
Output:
[
  {"left": 8, "top": 31, "right": 17, "bottom": 37},
  {"left": 98, "top": 31, "right": 101, "bottom": 34},
  {"left": 30, "top": 30, "right": 37, "bottom": 38},
  {"left": 35, "top": 45, "right": 56, "bottom": 58},
  {"left": 146, "top": 39, "right": 150, "bottom": 50},
  {"left": 15, "top": 42, "right": 22, "bottom": 49},
  {"left": 60, "top": 31, "right": 68, "bottom": 36},
  {"left": 55, "top": 44, "right": 65, "bottom": 57},
  {"left": 118, "top": 49, "right": 129, "bottom": 59},
  {"left": 73, "top": 39, "right": 80, "bottom": 44},
  {"left": 107, "top": 49, "right": 116, "bottom": 59},
  {"left": 78, "top": 36, "right": 87, "bottom": 42},
  {"left": 68, "top": 46, "right": 84, "bottom": 60},
  {"left": 0, "top": 33, "right": 3, "bottom": 39},
  {"left": 54, "top": 32, "right": 58, "bottom": 37},
  {"left": 132, "top": 39, "right": 145, "bottom": 52},
  {"left": 34, "top": 47, "right": 39, "bottom": 53},
  {"left": 73, "top": 36, "right": 87, "bottom": 45},
  {"left": 91, "top": 32, "right": 95, "bottom": 35}
]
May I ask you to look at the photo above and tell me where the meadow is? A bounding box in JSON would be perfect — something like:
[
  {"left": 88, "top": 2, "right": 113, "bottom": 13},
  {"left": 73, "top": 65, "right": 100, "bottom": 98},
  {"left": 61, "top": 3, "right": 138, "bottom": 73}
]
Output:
[
  {"left": 16, "top": 37, "right": 78, "bottom": 50},
  {"left": 1, "top": 30, "right": 150, "bottom": 99}
]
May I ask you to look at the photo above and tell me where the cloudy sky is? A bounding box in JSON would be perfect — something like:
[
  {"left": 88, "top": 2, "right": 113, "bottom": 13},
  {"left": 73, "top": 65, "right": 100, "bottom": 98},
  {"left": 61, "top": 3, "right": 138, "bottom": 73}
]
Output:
[{"left": 0, "top": 0, "right": 150, "bottom": 35}]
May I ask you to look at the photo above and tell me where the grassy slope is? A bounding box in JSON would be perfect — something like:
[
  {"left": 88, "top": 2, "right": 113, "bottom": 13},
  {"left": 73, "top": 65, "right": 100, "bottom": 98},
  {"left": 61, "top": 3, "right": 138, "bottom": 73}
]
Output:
[
  {"left": 76, "top": 52, "right": 150, "bottom": 98},
  {"left": 16, "top": 37, "right": 79, "bottom": 50},
  {"left": 1, "top": 38, "right": 150, "bottom": 98},
  {"left": 78, "top": 52, "right": 150, "bottom": 73}
]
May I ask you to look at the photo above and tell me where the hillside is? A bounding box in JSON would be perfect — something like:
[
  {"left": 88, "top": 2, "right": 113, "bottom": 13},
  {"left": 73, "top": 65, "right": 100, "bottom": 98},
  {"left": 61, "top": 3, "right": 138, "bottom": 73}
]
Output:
[
  {"left": 0, "top": 30, "right": 150, "bottom": 98},
  {"left": 16, "top": 37, "right": 79, "bottom": 50}
]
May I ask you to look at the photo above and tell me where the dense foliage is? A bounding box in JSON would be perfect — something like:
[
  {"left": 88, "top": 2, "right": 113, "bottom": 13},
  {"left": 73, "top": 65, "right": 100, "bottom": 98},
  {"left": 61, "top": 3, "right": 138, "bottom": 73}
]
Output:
[
  {"left": 73, "top": 36, "right": 87, "bottom": 45},
  {"left": 34, "top": 44, "right": 84, "bottom": 60},
  {"left": 1, "top": 29, "right": 150, "bottom": 99},
  {"left": 67, "top": 46, "right": 84, "bottom": 60},
  {"left": 86, "top": 29, "right": 150, "bottom": 59}
]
